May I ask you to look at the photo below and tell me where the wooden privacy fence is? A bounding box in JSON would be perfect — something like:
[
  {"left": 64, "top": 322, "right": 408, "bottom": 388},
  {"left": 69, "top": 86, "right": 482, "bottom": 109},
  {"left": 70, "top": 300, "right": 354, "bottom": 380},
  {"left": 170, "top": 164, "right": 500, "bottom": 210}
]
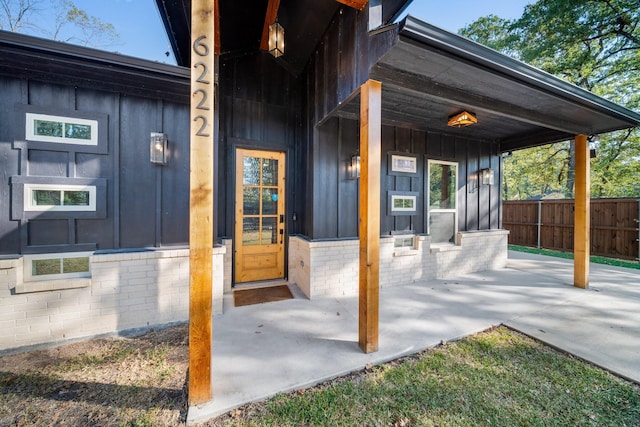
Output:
[{"left": 503, "top": 199, "right": 640, "bottom": 261}]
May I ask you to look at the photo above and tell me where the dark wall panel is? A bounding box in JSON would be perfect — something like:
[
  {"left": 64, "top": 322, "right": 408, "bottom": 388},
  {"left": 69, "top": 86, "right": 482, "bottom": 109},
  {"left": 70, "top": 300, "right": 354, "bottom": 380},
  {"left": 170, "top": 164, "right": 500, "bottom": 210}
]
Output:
[
  {"left": 491, "top": 147, "right": 501, "bottom": 229},
  {"left": 28, "top": 81, "right": 75, "bottom": 111},
  {"left": 313, "top": 119, "right": 339, "bottom": 239},
  {"left": 0, "top": 77, "right": 23, "bottom": 254},
  {"left": 28, "top": 150, "right": 67, "bottom": 177},
  {"left": 160, "top": 101, "right": 190, "bottom": 245},
  {"left": 28, "top": 220, "right": 68, "bottom": 245},
  {"left": 77, "top": 219, "right": 112, "bottom": 249},
  {"left": 455, "top": 138, "right": 468, "bottom": 231},
  {"left": 338, "top": 10, "right": 357, "bottom": 101},
  {"left": 411, "top": 129, "right": 427, "bottom": 233},
  {"left": 478, "top": 142, "right": 491, "bottom": 230},
  {"left": 118, "top": 98, "right": 158, "bottom": 248},
  {"left": 466, "top": 141, "right": 480, "bottom": 231},
  {"left": 337, "top": 119, "right": 359, "bottom": 238},
  {"left": 380, "top": 125, "right": 396, "bottom": 234}
]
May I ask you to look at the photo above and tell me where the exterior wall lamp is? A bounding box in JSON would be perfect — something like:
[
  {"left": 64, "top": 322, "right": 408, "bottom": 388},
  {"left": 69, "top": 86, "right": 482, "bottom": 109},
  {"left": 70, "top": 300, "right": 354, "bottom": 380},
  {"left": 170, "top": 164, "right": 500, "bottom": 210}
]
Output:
[
  {"left": 447, "top": 110, "right": 477, "bottom": 127},
  {"left": 480, "top": 168, "right": 494, "bottom": 185},
  {"left": 150, "top": 132, "right": 168, "bottom": 165},
  {"left": 588, "top": 134, "right": 599, "bottom": 158},
  {"left": 269, "top": 20, "right": 285, "bottom": 58},
  {"left": 349, "top": 154, "right": 361, "bottom": 179}
]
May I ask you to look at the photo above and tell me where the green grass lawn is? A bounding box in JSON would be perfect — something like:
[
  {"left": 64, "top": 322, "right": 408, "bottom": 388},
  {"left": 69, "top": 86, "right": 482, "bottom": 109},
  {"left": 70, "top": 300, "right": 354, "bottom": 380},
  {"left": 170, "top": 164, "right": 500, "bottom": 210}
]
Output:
[
  {"left": 224, "top": 327, "right": 639, "bottom": 426},
  {"left": 509, "top": 245, "right": 640, "bottom": 270}
]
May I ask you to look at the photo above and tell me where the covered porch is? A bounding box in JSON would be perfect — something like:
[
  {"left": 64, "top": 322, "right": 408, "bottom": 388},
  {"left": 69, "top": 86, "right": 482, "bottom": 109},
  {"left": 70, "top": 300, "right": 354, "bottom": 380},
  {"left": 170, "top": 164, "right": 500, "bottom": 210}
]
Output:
[
  {"left": 162, "top": 0, "right": 640, "bottom": 411},
  {"left": 188, "top": 251, "right": 640, "bottom": 423}
]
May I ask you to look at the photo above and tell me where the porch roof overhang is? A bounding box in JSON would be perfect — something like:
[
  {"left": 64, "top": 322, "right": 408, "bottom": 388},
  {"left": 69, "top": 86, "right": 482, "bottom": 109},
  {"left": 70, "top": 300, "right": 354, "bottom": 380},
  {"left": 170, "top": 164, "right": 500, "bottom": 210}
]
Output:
[{"left": 332, "top": 16, "right": 640, "bottom": 152}]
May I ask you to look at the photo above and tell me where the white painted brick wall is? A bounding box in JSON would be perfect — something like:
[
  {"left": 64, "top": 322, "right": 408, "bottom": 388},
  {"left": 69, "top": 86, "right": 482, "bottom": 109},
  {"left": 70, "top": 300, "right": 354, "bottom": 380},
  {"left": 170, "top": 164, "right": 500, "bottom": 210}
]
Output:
[
  {"left": 0, "top": 246, "right": 226, "bottom": 354},
  {"left": 434, "top": 230, "right": 509, "bottom": 279},
  {"left": 222, "top": 239, "right": 233, "bottom": 293},
  {"left": 288, "top": 231, "right": 508, "bottom": 299}
]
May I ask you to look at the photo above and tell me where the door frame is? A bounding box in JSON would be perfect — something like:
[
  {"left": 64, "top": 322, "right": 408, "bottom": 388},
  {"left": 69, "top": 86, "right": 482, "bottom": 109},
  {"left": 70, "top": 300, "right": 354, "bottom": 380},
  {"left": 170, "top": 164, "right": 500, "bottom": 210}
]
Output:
[{"left": 234, "top": 147, "right": 287, "bottom": 285}]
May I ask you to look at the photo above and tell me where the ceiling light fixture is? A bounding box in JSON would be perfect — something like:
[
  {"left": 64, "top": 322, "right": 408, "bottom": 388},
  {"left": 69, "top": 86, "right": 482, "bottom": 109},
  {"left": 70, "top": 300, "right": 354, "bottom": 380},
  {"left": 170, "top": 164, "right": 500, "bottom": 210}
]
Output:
[{"left": 447, "top": 111, "right": 477, "bottom": 128}]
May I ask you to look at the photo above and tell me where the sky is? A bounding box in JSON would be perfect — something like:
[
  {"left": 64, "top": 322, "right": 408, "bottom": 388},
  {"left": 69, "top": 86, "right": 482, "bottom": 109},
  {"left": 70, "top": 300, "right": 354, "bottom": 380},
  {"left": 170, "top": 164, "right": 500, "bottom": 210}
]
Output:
[{"left": 38, "top": 0, "right": 534, "bottom": 64}]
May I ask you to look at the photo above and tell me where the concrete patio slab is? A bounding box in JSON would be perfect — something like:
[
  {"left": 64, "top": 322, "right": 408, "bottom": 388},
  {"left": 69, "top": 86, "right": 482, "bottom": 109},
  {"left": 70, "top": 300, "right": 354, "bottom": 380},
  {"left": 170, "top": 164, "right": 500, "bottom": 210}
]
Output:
[{"left": 188, "top": 251, "right": 640, "bottom": 424}]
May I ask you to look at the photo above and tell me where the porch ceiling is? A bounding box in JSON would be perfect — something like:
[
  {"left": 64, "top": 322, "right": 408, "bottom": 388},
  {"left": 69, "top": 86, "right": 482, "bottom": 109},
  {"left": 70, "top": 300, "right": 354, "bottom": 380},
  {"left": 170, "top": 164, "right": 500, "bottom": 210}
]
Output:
[
  {"left": 336, "top": 17, "right": 640, "bottom": 152},
  {"left": 155, "top": 0, "right": 411, "bottom": 75}
]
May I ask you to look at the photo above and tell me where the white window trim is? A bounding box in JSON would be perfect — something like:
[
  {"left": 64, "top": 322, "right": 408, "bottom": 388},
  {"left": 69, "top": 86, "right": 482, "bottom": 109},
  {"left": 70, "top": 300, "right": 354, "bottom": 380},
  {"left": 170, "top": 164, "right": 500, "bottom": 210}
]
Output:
[
  {"left": 390, "top": 194, "right": 417, "bottom": 212},
  {"left": 393, "top": 235, "right": 419, "bottom": 257},
  {"left": 390, "top": 154, "right": 417, "bottom": 174},
  {"left": 26, "top": 112, "right": 98, "bottom": 146},
  {"left": 24, "top": 183, "right": 97, "bottom": 212},
  {"left": 427, "top": 160, "right": 459, "bottom": 244},
  {"left": 24, "top": 252, "right": 92, "bottom": 282}
]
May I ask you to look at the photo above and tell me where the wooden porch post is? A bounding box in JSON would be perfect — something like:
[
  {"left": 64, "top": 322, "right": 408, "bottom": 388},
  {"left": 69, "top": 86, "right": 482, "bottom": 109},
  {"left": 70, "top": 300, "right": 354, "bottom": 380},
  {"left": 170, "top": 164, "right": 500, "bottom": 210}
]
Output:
[
  {"left": 359, "top": 79, "right": 381, "bottom": 353},
  {"left": 574, "top": 134, "right": 590, "bottom": 288},
  {"left": 189, "top": 0, "right": 216, "bottom": 405}
]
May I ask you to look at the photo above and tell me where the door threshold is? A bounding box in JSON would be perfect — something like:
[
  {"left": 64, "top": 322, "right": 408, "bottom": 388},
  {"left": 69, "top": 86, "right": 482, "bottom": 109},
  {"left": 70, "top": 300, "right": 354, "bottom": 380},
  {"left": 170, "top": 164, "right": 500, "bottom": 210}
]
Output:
[{"left": 233, "top": 279, "right": 289, "bottom": 291}]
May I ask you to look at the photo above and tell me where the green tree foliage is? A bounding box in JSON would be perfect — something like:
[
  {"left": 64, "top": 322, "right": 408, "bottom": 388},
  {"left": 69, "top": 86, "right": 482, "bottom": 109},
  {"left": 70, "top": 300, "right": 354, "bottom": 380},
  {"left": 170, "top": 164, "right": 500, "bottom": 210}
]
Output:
[
  {"left": 461, "top": 0, "right": 640, "bottom": 200},
  {"left": 0, "top": 0, "right": 118, "bottom": 48}
]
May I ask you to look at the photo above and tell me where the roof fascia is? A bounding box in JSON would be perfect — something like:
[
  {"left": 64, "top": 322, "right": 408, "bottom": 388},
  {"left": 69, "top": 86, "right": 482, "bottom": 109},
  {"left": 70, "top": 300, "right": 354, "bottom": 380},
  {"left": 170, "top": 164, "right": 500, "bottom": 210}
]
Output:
[
  {"left": 399, "top": 16, "right": 640, "bottom": 127},
  {"left": 0, "top": 30, "right": 189, "bottom": 78}
]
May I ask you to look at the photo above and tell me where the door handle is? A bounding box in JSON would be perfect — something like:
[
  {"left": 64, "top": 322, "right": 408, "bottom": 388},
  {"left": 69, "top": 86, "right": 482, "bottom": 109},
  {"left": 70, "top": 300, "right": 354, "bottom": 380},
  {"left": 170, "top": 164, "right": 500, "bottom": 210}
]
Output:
[
  {"left": 280, "top": 214, "right": 284, "bottom": 223},
  {"left": 279, "top": 228, "right": 284, "bottom": 244}
]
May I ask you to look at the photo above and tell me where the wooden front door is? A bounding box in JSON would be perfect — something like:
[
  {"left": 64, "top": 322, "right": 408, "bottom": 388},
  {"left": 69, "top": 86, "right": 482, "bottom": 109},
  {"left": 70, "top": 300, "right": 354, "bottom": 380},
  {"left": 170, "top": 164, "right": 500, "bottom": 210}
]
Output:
[{"left": 235, "top": 149, "right": 286, "bottom": 283}]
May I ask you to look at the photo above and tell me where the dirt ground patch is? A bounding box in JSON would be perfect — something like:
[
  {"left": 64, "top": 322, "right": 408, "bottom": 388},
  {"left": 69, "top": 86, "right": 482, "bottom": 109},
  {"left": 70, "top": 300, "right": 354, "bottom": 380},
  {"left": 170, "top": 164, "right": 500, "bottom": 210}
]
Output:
[{"left": 1, "top": 325, "right": 194, "bottom": 426}]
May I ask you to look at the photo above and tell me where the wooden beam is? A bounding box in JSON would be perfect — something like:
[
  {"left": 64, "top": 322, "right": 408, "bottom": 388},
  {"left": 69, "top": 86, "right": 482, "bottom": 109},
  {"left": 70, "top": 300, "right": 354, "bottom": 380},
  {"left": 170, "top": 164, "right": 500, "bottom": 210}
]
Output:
[
  {"left": 359, "top": 79, "right": 381, "bottom": 353},
  {"left": 189, "top": 0, "right": 216, "bottom": 406},
  {"left": 260, "top": 0, "right": 281, "bottom": 51},
  {"left": 214, "top": 0, "right": 220, "bottom": 55},
  {"left": 574, "top": 134, "right": 590, "bottom": 289},
  {"left": 337, "top": 0, "right": 369, "bottom": 10}
]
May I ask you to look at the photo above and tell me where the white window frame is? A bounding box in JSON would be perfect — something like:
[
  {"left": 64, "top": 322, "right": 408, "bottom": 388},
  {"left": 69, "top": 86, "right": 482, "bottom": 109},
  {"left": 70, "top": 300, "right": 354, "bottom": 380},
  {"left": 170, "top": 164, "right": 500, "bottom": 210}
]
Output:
[
  {"left": 24, "top": 252, "right": 92, "bottom": 282},
  {"left": 390, "top": 194, "right": 417, "bottom": 213},
  {"left": 26, "top": 112, "right": 98, "bottom": 146},
  {"left": 427, "top": 160, "right": 458, "bottom": 243},
  {"left": 24, "top": 183, "right": 97, "bottom": 212},
  {"left": 394, "top": 235, "right": 417, "bottom": 249}
]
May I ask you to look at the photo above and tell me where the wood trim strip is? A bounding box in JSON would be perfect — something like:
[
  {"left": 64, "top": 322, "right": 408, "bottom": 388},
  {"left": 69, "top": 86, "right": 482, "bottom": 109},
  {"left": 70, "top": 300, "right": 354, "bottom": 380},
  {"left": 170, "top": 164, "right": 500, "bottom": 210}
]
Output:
[{"left": 260, "top": 0, "right": 281, "bottom": 51}]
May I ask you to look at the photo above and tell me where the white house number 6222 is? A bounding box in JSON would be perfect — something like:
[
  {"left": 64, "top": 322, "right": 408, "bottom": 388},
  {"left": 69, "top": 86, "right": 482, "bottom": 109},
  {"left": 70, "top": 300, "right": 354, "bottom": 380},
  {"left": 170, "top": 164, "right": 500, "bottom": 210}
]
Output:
[{"left": 193, "top": 35, "right": 211, "bottom": 137}]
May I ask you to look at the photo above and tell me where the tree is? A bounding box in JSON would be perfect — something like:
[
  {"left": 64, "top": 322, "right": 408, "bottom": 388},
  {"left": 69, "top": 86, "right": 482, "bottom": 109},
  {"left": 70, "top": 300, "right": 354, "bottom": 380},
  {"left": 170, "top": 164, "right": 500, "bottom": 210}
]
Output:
[
  {"left": 461, "top": 0, "right": 640, "bottom": 200},
  {"left": 0, "top": 0, "right": 41, "bottom": 32},
  {"left": 0, "top": 0, "right": 119, "bottom": 48}
]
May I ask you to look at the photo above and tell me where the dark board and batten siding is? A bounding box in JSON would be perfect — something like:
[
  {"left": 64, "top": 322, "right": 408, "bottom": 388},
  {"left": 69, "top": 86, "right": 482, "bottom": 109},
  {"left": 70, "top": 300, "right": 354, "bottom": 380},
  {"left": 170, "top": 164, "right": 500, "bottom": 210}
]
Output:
[
  {"left": 311, "top": 117, "right": 501, "bottom": 239},
  {"left": 217, "top": 53, "right": 305, "bottom": 240},
  {"left": 306, "top": 7, "right": 501, "bottom": 239},
  {"left": 0, "top": 75, "right": 191, "bottom": 255}
]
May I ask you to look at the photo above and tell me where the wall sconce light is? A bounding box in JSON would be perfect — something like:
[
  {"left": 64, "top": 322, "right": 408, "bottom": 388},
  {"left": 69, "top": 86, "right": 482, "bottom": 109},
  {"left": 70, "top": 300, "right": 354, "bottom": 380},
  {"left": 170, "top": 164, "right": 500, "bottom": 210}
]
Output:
[
  {"left": 480, "top": 168, "right": 494, "bottom": 185},
  {"left": 150, "top": 132, "right": 168, "bottom": 165},
  {"left": 448, "top": 111, "right": 477, "bottom": 128},
  {"left": 349, "top": 154, "right": 360, "bottom": 179},
  {"left": 588, "top": 134, "right": 599, "bottom": 158},
  {"left": 269, "top": 20, "right": 285, "bottom": 58}
]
